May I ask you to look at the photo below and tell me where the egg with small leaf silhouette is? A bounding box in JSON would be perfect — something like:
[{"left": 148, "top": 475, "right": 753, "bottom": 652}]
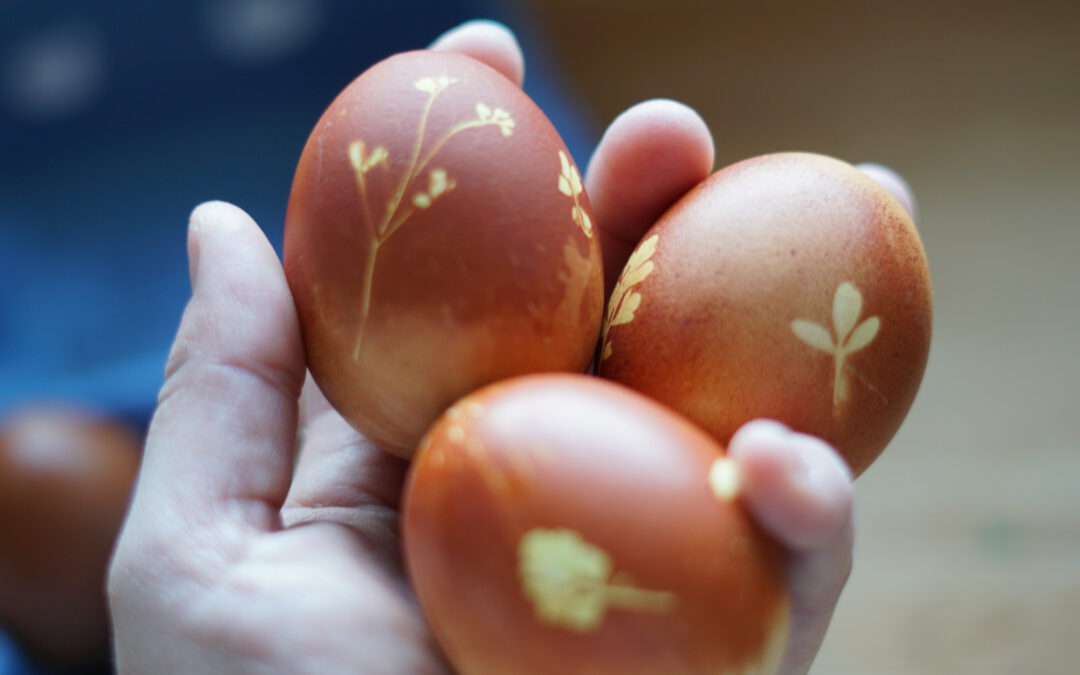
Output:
[
  {"left": 284, "top": 50, "right": 603, "bottom": 457},
  {"left": 403, "top": 373, "right": 789, "bottom": 675},
  {"left": 597, "top": 152, "right": 932, "bottom": 475}
]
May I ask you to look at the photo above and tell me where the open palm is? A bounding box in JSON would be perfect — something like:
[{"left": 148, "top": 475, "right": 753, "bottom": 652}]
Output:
[{"left": 107, "top": 193, "right": 449, "bottom": 673}]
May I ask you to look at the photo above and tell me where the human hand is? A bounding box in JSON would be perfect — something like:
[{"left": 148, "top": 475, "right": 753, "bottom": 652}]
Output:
[
  {"left": 108, "top": 19, "right": 909, "bottom": 675},
  {"left": 107, "top": 206, "right": 450, "bottom": 672}
]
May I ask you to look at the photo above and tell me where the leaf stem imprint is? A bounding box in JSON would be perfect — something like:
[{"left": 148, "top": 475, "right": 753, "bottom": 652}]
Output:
[
  {"left": 790, "top": 281, "right": 881, "bottom": 410},
  {"left": 557, "top": 150, "right": 592, "bottom": 238},
  {"left": 347, "top": 78, "right": 515, "bottom": 361},
  {"left": 379, "top": 87, "right": 440, "bottom": 239},
  {"left": 603, "top": 584, "right": 679, "bottom": 613},
  {"left": 600, "top": 235, "right": 659, "bottom": 360},
  {"left": 352, "top": 238, "right": 381, "bottom": 360}
]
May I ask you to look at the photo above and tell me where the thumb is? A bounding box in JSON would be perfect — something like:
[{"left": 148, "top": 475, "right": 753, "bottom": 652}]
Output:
[{"left": 124, "top": 201, "right": 305, "bottom": 544}]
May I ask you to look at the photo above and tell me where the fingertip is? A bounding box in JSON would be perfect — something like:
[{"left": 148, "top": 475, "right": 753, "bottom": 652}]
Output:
[
  {"left": 429, "top": 19, "right": 525, "bottom": 87},
  {"left": 169, "top": 200, "right": 299, "bottom": 383},
  {"left": 188, "top": 199, "right": 227, "bottom": 227},
  {"left": 586, "top": 98, "right": 715, "bottom": 292},
  {"left": 857, "top": 162, "right": 917, "bottom": 220},
  {"left": 189, "top": 199, "right": 258, "bottom": 235},
  {"left": 189, "top": 199, "right": 230, "bottom": 227},
  {"left": 599, "top": 99, "right": 715, "bottom": 173},
  {"left": 729, "top": 420, "right": 853, "bottom": 551},
  {"left": 728, "top": 418, "right": 792, "bottom": 451},
  {"left": 186, "top": 216, "right": 202, "bottom": 292},
  {"left": 186, "top": 201, "right": 266, "bottom": 291}
]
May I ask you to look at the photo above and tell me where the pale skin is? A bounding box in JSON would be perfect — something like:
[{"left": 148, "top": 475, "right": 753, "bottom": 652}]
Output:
[{"left": 109, "top": 19, "right": 916, "bottom": 675}]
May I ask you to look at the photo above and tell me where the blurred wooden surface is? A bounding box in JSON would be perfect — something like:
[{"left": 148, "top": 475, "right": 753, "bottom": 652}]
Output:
[{"left": 527, "top": 0, "right": 1080, "bottom": 672}]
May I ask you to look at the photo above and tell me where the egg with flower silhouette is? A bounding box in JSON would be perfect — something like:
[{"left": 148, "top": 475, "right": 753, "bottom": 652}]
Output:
[
  {"left": 403, "top": 373, "right": 789, "bottom": 675},
  {"left": 597, "top": 152, "right": 932, "bottom": 475},
  {"left": 285, "top": 50, "right": 603, "bottom": 457}
]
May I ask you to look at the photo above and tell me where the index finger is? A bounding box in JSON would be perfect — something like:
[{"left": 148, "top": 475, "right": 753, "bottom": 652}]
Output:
[{"left": 429, "top": 19, "right": 525, "bottom": 87}]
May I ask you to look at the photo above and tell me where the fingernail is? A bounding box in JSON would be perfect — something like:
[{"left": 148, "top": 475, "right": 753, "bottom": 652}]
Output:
[
  {"left": 188, "top": 201, "right": 221, "bottom": 291},
  {"left": 187, "top": 217, "right": 202, "bottom": 291}
]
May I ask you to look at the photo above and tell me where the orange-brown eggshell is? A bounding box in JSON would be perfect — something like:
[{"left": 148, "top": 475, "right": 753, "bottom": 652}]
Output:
[
  {"left": 598, "top": 153, "right": 932, "bottom": 475},
  {"left": 403, "top": 374, "right": 789, "bottom": 675},
  {"left": 0, "top": 406, "right": 140, "bottom": 664},
  {"left": 285, "top": 51, "right": 602, "bottom": 457}
]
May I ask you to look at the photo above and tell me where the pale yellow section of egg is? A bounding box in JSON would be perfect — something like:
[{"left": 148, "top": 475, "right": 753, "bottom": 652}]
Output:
[
  {"left": 709, "top": 457, "right": 742, "bottom": 501},
  {"left": 790, "top": 280, "right": 882, "bottom": 410},
  {"left": 518, "top": 527, "right": 677, "bottom": 633}
]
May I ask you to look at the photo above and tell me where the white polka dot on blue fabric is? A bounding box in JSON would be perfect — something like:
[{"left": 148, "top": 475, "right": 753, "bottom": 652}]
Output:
[
  {"left": 203, "top": 0, "right": 325, "bottom": 66},
  {"left": 1, "top": 19, "right": 108, "bottom": 122}
]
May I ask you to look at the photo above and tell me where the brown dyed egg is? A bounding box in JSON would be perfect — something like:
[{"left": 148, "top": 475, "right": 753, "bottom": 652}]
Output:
[
  {"left": 0, "top": 406, "right": 140, "bottom": 665},
  {"left": 284, "top": 50, "right": 603, "bottom": 457},
  {"left": 403, "top": 374, "right": 789, "bottom": 675},
  {"left": 598, "top": 152, "right": 932, "bottom": 476}
]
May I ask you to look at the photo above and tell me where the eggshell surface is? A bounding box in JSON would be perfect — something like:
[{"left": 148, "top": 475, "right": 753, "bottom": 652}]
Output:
[
  {"left": 0, "top": 406, "right": 140, "bottom": 664},
  {"left": 404, "top": 373, "right": 789, "bottom": 675},
  {"left": 598, "top": 153, "right": 932, "bottom": 475},
  {"left": 285, "top": 50, "right": 602, "bottom": 457}
]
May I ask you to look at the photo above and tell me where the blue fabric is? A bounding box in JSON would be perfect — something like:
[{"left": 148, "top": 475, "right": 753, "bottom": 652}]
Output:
[
  {"left": 0, "top": 630, "right": 32, "bottom": 675},
  {"left": 0, "top": 0, "right": 596, "bottom": 422},
  {"left": 0, "top": 0, "right": 595, "bottom": 668}
]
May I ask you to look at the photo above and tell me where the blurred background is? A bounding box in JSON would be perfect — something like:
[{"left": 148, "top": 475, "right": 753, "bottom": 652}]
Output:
[
  {"left": 1, "top": 0, "right": 592, "bottom": 671},
  {"left": 1, "top": 0, "right": 1077, "bottom": 673},
  {"left": 525, "top": 1, "right": 1079, "bottom": 673}
]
